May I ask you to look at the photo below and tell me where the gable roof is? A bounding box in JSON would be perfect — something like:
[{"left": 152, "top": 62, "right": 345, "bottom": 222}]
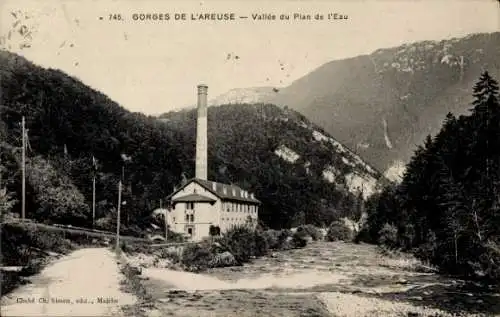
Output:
[
  {"left": 167, "top": 178, "right": 261, "bottom": 204},
  {"left": 171, "top": 193, "right": 216, "bottom": 203}
]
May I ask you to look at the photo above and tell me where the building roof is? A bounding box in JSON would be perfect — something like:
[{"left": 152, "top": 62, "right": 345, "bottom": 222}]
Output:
[
  {"left": 171, "top": 193, "right": 216, "bottom": 203},
  {"left": 167, "top": 178, "right": 261, "bottom": 204}
]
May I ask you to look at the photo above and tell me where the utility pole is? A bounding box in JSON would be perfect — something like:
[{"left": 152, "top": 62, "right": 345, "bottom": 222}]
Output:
[
  {"left": 21, "top": 116, "right": 25, "bottom": 220},
  {"left": 161, "top": 199, "right": 168, "bottom": 241},
  {"left": 115, "top": 180, "right": 122, "bottom": 254},
  {"left": 92, "top": 174, "right": 96, "bottom": 228},
  {"left": 92, "top": 155, "right": 97, "bottom": 228}
]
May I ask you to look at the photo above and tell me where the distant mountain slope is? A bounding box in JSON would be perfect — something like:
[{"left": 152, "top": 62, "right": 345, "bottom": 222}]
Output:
[
  {"left": 208, "top": 87, "right": 279, "bottom": 106},
  {"left": 0, "top": 50, "right": 384, "bottom": 230},
  {"left": 212, "top": 32, "right": 500, "bottom": 175}
]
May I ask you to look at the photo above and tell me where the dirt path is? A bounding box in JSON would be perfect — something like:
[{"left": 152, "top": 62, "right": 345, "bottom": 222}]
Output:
[{"left": 1, "top": 248, "right": 137, "bottom": 317}]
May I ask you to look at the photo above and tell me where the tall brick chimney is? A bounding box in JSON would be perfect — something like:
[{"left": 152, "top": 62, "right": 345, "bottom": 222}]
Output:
[{"left": 195, "top": 84, "right": 208, "bottom": 180}]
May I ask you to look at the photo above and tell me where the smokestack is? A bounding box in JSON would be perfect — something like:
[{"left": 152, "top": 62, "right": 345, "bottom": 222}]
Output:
[{"left": 195, "top": 84, "right": 208, "bottom": 180}]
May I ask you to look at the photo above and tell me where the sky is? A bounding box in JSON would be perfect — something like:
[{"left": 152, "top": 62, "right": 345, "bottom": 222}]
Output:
[{"left": 0, "top": 0, "right": 498, "bottom": 115}]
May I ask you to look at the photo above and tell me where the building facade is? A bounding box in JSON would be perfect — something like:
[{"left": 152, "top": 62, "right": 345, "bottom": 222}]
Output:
[{"left": 167, "top": 178, "right": 260, "bottom": 241}]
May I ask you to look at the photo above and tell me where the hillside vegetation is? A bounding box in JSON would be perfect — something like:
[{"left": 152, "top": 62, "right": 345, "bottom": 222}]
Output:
[
  {"left": 360, "top": 72, "right": 500, "bottom": 282},
  {"left": 0, "top": 50, "right": 383, "bottom": 234}
]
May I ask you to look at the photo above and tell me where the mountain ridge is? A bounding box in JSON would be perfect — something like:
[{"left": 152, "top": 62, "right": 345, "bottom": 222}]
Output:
[{"left": 208, "top": 32, "right": 500, "bottom": 175}]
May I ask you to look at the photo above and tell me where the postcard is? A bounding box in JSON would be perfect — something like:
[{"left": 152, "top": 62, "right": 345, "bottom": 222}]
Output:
[{"left": 1, "top": 1, "right": 498, "bottom": 316}]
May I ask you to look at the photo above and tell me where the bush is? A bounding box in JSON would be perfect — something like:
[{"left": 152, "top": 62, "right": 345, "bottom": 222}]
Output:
[
  {"left": 378, "top": 223, "right": 398, "bottom": 249},
  {"left": 208, "top": 251, "right": 238, "bottom": 268},
  {"left": 209, "top": 225, "right": 221, "bottom": 236},
  {"left": 159, "top": 247, "right": 181, "bottom": 263},
  {"left": 291, "top": 230, "right": 308, "bottom": 248},
  {"left": 278, "top": 229, "right": 293, "bottom": 248},
  {"left": 262, "top": 229, "right": 281, "bottom": 249},
  {"left": 475, "top": 240, "right": 500, "bottom": 281},
  {"left": 326, "top": 221, "right": 353, "bottom": 242},
  {"left": 354, "top": 226, "right": 372, "bottom": 244},
  {"left": 300, "top": 225, "right": 323, "bottom": 241},
  {"left": 120, "top": 241, "right": 131, "bottom": 253},
  {"left": 181, "top": 243, "right": 212, "bottom": 272},
  {"left": 218, "top": 226, "right": 256, "bottom": 263},
  {"left": 167, "top": 230, "right": 186, "bottom": 243},
  {"left": 254, "top": 230, "right": 270, "bottom": 257}
]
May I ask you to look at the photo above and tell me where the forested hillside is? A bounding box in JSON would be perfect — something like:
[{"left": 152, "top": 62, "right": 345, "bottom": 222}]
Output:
[
  {"left": 361, "top": 71, "right": 500, "bottom": 281},
  {"left": 0, "top": 50, "right": 384, "bottom": 232}
]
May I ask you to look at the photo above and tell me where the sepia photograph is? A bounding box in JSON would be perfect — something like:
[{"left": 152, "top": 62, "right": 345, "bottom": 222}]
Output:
[{"left": 0, "top": 0, "right": 499, "bottom": 316}]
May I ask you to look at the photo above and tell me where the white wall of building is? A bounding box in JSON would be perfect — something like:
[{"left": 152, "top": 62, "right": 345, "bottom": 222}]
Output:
[
  {"left": 168, "top": 181, "right": 259, "bottom": 241},
  {"left": 169, "top": 182, "right": 220, "bottom": 241},
  {"left": 219, "top": 201, "right": 258, "bottom": 232}
]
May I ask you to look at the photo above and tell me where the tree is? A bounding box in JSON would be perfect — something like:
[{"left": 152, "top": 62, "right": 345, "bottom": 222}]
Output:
[
  {"left": 209, "top": 225, "right": 221, "bottom": 236},
  {"left": 363, "top": 72, "right": 500, "bottom": 280},
  {"left": 26, "top": 156, "right": 89, "bottom": 224}
]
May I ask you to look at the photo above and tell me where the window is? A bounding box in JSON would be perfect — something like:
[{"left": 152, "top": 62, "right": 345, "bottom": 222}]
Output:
[
  {"left": 185, "top": 214, "right": 189, "bottom": 222},
  {"left": 190, "top": 214, "right": 194, "bottom": 222},
  {"left": 186, "top": 202, "right": 194, "bottom": 210}
]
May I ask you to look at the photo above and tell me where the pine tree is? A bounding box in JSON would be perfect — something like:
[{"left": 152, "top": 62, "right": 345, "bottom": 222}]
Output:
[
  {"left": 471, "top": 71, "right": 500, "bottom": 115},
  {"left": 466, "top": 71, "right": 500, "bottom": 223}
]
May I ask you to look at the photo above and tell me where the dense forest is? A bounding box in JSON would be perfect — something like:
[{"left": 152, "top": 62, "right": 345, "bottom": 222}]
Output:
[
  {"left": 361, "top": 71, "right": 500, "bottom": 281},
  {"left": 0, "top": 50, "right": 381, "bottom": 233}
]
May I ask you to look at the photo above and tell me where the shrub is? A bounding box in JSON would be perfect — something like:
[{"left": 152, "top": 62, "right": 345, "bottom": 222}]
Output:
[
  {"left": 181, "top": 243, "right": 212, "bottom": 272},
  {"left": 1, "top": 271, "right": 25, "bottom": 295},
  {"left": 378, "top": 223, "right": 398, "bottom": 249},
  {"left": 167, "top": 230, "right": 186, "bottom": 243},
  {"left": 301, "top": 225, "right": 323, "bottom": 241},
  {"left": 159, "top": 247, "right": 181, "bottom": 263},
  {"left": 326, "top": 221, "right": 353, "bottom": 242},
  {"left": 278, "top": 229, "right": 293, "bottom": 247},
  {"left": 262, "top": 229, "right": 281, "bottom": 249},
  {"left": 475, "top": 240, "right": 500, "bottom": 281},
  {"left": 120, "top": 241, "right": 132, "bottom": 253},
  {"left": 254, "top": 230, "right": 270, "bottom": 257},
  {"left": 218, "top": 226, "right": 256, "bottom": 263},
  {"left": 208, "top": 251, "right": 237, "bottom": 268},
  {"left": 291, "top": 230, "right": 308, "bottom": 248},
  {"left": 354, "top": 224, "right": 373, "bottom": 244},
  {"left": 209, "top": 225, "right": 221, "bottom": 236}
]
